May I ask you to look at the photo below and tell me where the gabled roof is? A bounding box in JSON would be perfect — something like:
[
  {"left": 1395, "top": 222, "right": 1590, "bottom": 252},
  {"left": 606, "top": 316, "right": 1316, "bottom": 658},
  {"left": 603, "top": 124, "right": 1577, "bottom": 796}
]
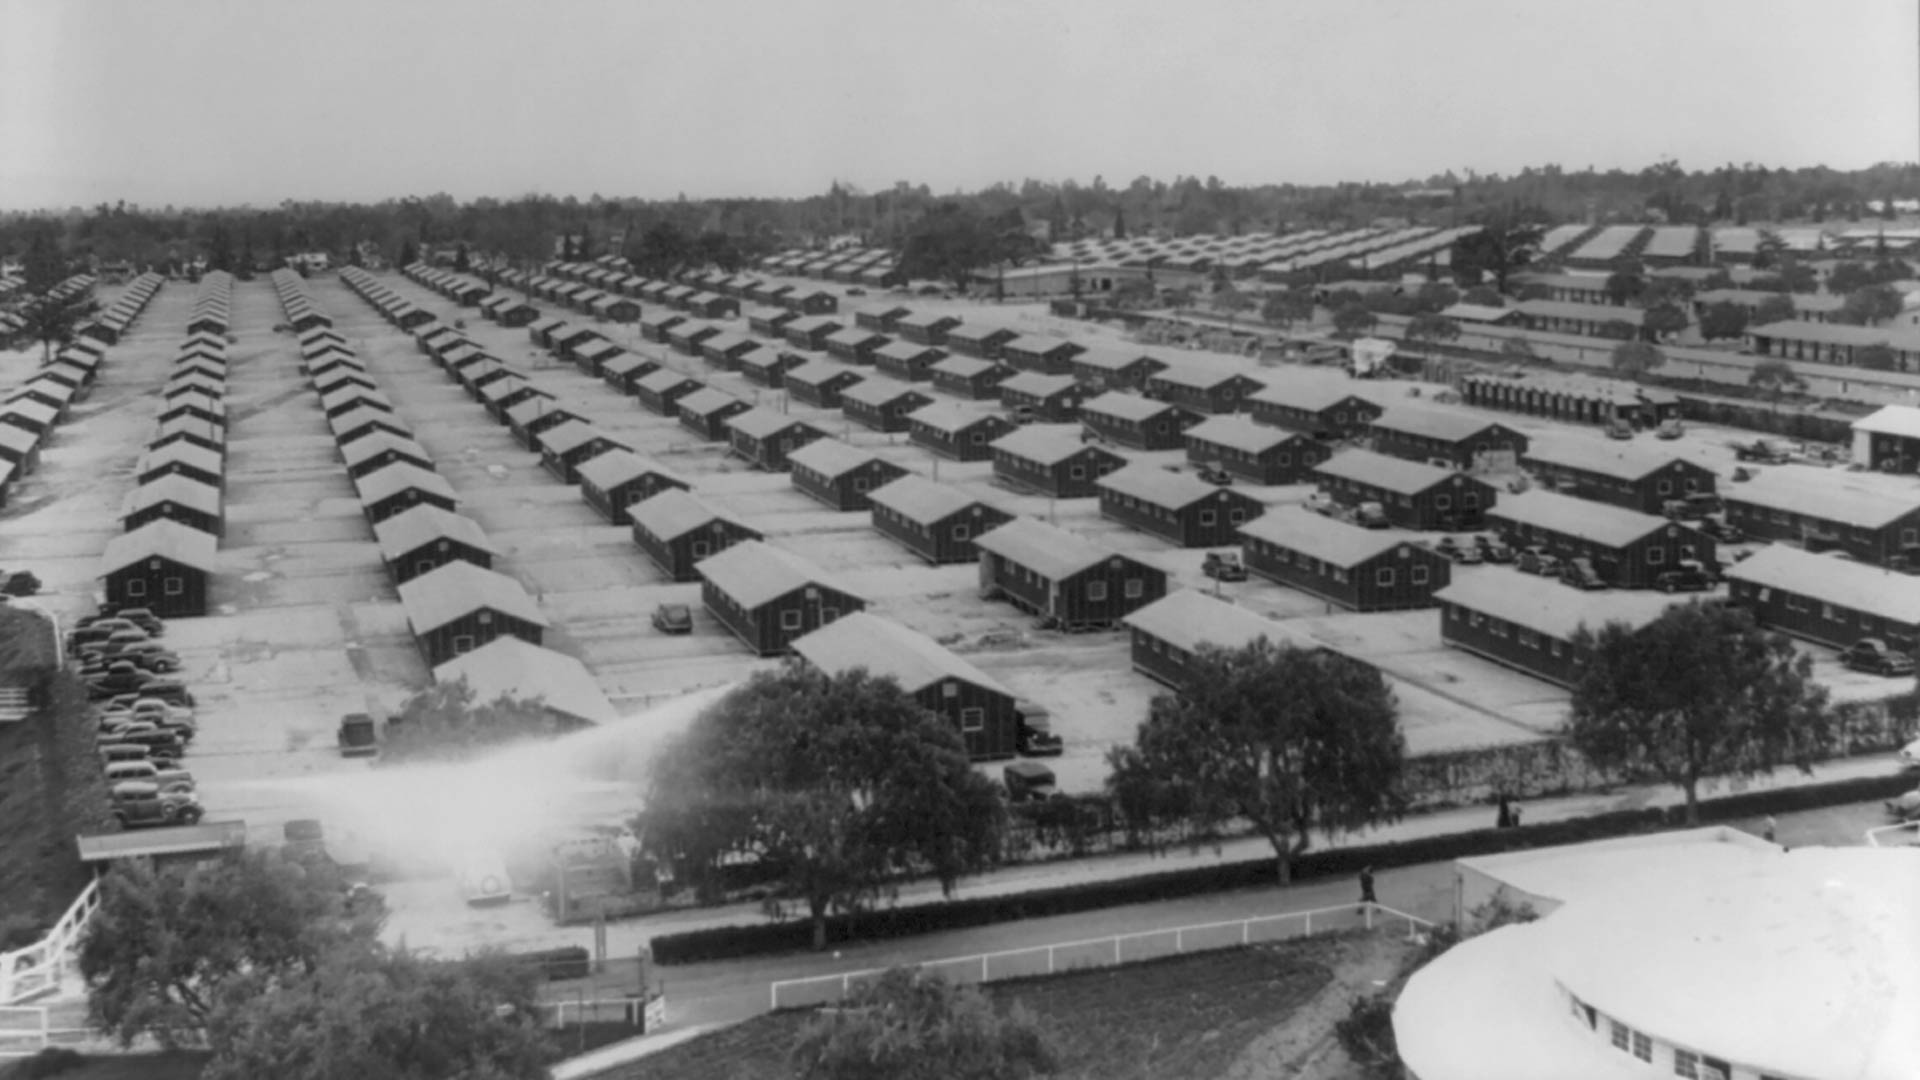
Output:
[
  {"left": 1853, "top": 404, "right": 1920, "bottom": 440},
  {"left": 135, "top": 441, "right": 221, "bottom": 476},
  {"left": 1148, "top": 363, "right": 1259, "bottom": 391},
  {"left": 908, "top": 390, "right": 1015, "bottom": 430},
  {"left": 331, "top": 405, "right": 406, "bottom": 438},
  {"left": 576, "top": 449, "right": 685, "bottom": 492},
  {"left": 840, "top": 377, "right": 931, "bottom": 408},
  {"left": 726, "top": 407, "right": 817, "bottom": 441},
  {"left": 1313, "top": 448, "right": 1460, "bottom": 495},
  {"left": 1432, "top": 573, "right": 1681, "bottom": 641},
  {"left": 354, "top": 462, "right": 456, "bottom": 505},
  {"left": 1720, "top": 469, "right": 1920, "bottom": 529},
  {"left": 929, "top": 355, "right": 1002, "bottom": 379},
  {"left": 825, "top": 327, "right": 887, "bottom": 348},
  {"left": 793, "top": 612, "right": 1010, "bottom": 696},
  {"left": 989, "top": 423, "right": 1101, "bottom": 465},
  {"left": 1185, "top": 414, "right": 1305, "bottom": 455},
  {"left": 636, "top": 368, "right": 700, "bottom": 394},
  {"left": 1489, "top": 489, "right": 1678, "bottom": 547},
  {"left": 1724, "top": 544, "right": 1920, "bottom": 625},
  {"left": 99, "top": 519, "right": 218, "bottom": 576},
  {"left": 975, "top": 517, "right": 1120, "bottom": 580},
  {"left": 696, "top": 540, "right": 862, "bottom": 609},
  {"left": 786, "top": 437, "right": 890, "bottom": 479},
  {"left": 372, "top": 504, "right": 496, "bottom": 561},
  {"left": 538, "top": 420, "right": 622, "bottom": 457},
  {"left": 868, "top": 474, "right": 995, "bottom": 523},
  {"left": 1097, "top": 463, "right": 1244, "bottom": 510},
  {"left": 398, "top": 561, "right": 547, "bottom": 633},
  {"left": 1238, "top": 507, "right": 1416, "bottom": 566},
  {"left": 998, "top": 372, "right": 1079, "bottom": 398},
  {"left": 1082, "top": 391, "right": 1180, "bottom": 422},
  {"left": 1521, "top": 435, "right": 1701, "bottom": 482},
  {"left": 503, "top": 396, "right": 567, "bottom": 429},
  {"left": 787, "top": 359, "right": 861, "bottom": 387},
  {"left": 121, "top": 474, "right": 221, "bottom": 518},
  {"left": 339, "top": 430, "right": 431, "bottom": 468},
  {"left": 626, "top": 488, "right": 749, "bottom": 541},
  {"left": 1372, "top": 407, "right": 1514, "bottom": 443},
  {"left": 0, "top": 423, "right": 43, "bottom": 455},
  {"left": 676, "top": 387, "right": 745, "bottom": 418},
  {"left": 433, "top": 637, "right": 616, "bottom": 726},
  {"left": 873, "top": 340, "right": 943, "bottom": 363},
  {"left": 1514, "top": 299, "right": 1648, "bottom": 326},
  {"left": 1123, "top": 588, "right": 1302, "bottom": 654}
]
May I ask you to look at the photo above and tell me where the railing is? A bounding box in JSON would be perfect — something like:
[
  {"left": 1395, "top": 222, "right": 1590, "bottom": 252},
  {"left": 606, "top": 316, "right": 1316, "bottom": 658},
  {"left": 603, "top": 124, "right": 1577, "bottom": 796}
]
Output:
[
  {"left": 0, "top": 877, "right": 102, "bottom": 1006},
  {"left": 0, "top": 1007, "right": 91, "bottom": 1057},
  {"left": 531, "top": 993, "right": 665, "bottom": 1031},
  {"left": 768, "top": 901, "right": 1434, "bottom": 1011}
]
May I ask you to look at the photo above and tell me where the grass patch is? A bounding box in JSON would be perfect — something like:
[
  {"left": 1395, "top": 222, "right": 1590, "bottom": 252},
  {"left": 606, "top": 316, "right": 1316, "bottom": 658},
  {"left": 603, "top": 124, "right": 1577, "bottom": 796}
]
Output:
[
  {"left": 0, "top": 1050, "right": 210, "bottom": 1080},
  {"left": 600, "top": 936, "right": 1344, "bottom": 1080}
]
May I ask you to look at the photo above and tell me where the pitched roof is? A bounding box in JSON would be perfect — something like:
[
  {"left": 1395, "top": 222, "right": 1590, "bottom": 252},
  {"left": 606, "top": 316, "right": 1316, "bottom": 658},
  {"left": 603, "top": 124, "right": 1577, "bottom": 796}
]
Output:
[
  {"left": 1186, "top": 414, "right": 1305, "bottom": 455},
  {"left": 121, "top": 474, "right": 222, "bottom": 518},
  {"left": 998, "top": 372, "right": 1079, "bottom": 398},
  {"left": 1724, "top": 544, "right": 1920, "bottom": 625},
  {"left": 636, "top": 368, "right": 699, "bottom": 393},
  {"left": 676, "top": 387, "right": 744, "bottom": 417},
  {"left": 908, "top": 400, "right": 996, "bottom": 433},
  {"left": 1313, "top": 448, "right": 1459, "bottom": 494},
  {"left": 354, "top": 462, "right": 456, "bottom": 504},
  {"left": 1432, "top": 573, "right": 1682, "bottom": 640},
  {"left": 1237, "top": 507, "right": 1412, "bottom": 565},
  {"left": 576, "top": 449, "right": 685, "bottom": 492},
  {"left": 1372, "top": 406, "right": 1512, "bottom": 443},
  {"left": 1096, "top": 463, "right": 1236, "bottom": 510},
  {"left": 372, "top": 504, "right": 496, "bottom": 560},
  {"left": 868, "top": 474, "right": 995, "bottom": 523},
  {"left": 339, "top": 430, "right": 431, "bottom": 468},
  {"left": 726, "top": 407, "right": 817, "bottom": 441},
  {"left": 99, "top": 520, "right": 218, "bottom": 575},
  {"left": 538, "top": 420, "right": 621, "bottom": 456},
  {"left": 695, "top": 540, "right": 862, "bottom": 608},
  {"left": 990, "top": 423, "right": 1099, "bottom": 465},
  {"left": 1148, "top": 363, "right": 1257, "bottom": 391},
  {"left": 1853, "top": 404, "right": 1920, "bottom": 440},
  {"left": 874, "top": 340, "right": 943, "bottom": 363},
  {"left": 1488, "top": 489, "right": 1675, "bottom": 547},
  {"left": 792, "top": 612, "right": 1011, "bottom": 696},
  {"left": 974, "top": 517, "right": 1117, "bottom": 580},
  {"left": 1721, "top": 468, "right": 1920, "bottom": 529},
  {"left": 626, "top": 488, "right": 748, "bottom": 540},
  {"left": 929, "top": 355, "right": 1001, "bottom": 378},
  {"left": 1082, "top": 391, "right": 1179, "bottom": 422},
  {"left": 398, "top": 561, "right": 547, "bottom": 632},
  {"left": 840, "top": 377, "right": 930, "bottom": 407},
  {"left": 1521, "top": 435, "right": 1700, "bottom": 482},
  {"left": 136, "top": 441, "right": 222, "bottom": 476},
  {"left": 432, "top": 637, "right": 615, "bottom": 726},
  {"left": 786, "top": 437, "right": 888, "bottom": 479},
  {"left": 1123, "top": 589, "right": 1305, "bottom": 653}
]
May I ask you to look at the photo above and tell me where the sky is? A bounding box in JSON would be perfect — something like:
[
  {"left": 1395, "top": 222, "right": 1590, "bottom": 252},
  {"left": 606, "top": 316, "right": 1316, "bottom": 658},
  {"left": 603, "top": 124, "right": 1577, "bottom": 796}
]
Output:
[{"left": 1, "top": 0, "right": 1915, "bottom": 210}]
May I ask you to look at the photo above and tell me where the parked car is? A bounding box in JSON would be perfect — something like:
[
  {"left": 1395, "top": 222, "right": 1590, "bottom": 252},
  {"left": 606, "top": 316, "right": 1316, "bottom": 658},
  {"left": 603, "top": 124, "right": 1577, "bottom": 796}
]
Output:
[
  {"left": 111, "top": 641, "right": 181, "bottom": 673},
  {"left": 1516, "top": 547, "right": 1561, "bottom": 577},
  {"left": 1003, "top": 760, "right": 1061, "bottom": 803},
  {"left": 1899, "top": 736, "right": 1920, "bottom": 770},
  {"left": 1014, "top": 700, "right": 1063, "bottom": 757},
  {"left": 1194, "top": 462, "right": 1234, "bottom": 487},
  {"left": 1351, "top": 501, "right": 1390, "bottom": 529},
  {"left": 1662, "top": 493, "right": 1722, "bottom": 521},
  {"left": 127, "top": 677, "right": 195, "bottom": 708},
  {"left": 1655, "top": 418, "right": 1684, "bottom": 440},
  {"left": 101, "top": 696, "right": 196, "bottom": 738},
  {"left": 110, "top": 781, "right": 203, "bottom": 829},
  {"left": 1559, "top": 557, "right": 1609, "bottom": 591},
  {"left": 1886, "top": 786, "right": 1920, "bottom": 823},
  {"left": 98, "top": 724, "right": 184, "bottom": 762},
  {"left": 1473, "top": 534, "right": 1515, "bottom": 564},
  {"left": 1605, "top": 418, "right": 1634, "bottom": 440},
  {"left": 69, "top": 619, "right": 143, "bottom": 654},
  {"left": 1304, "top": 492, "right": 1338, "bottom": 518},
  {"left": 338, "top": 713, "right": 379, "bottom": 758},
  {"left": 1732, "top": 439, "right": 1791, "bottom": 464},
  {"left": 1202, "top": 551, "right": 1247, "bottom": 582},
  {"left": 650, "top": 603, "right": 693, "bottom": 635},
  {"left": 1841, "top": 638, "right": 1916, "bottom": 677},
  {"left": 1654, "top": 560, "right": 1717, "bottom": 594},
  {"left": 84, "top": 661, "right": 153, "bottom": 700},
  {"left": 103, "top": 759, "right": 194, "bottom": 792},
  {"left": 1697, "top": 516, "right": 1746, "bottom": 544},
  {"left": 1434, "top": 536, "right": 1482, "bottom": 565},
  {"left": 80, "top": 606, "right": 163, "bottom": 636}
]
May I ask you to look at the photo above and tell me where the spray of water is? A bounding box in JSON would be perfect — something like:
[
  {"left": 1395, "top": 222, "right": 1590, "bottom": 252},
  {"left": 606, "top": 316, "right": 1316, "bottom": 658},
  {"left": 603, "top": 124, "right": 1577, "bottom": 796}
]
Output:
[{"left": 226, "top": 683, "right": 734, "bottom": 877}]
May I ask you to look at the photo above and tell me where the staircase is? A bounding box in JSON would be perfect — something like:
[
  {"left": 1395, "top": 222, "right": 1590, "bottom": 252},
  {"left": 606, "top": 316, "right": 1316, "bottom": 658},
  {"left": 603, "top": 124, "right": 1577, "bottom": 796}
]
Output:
[{"left": 0, "top": 877, "right": 100, "bottom": 1006}]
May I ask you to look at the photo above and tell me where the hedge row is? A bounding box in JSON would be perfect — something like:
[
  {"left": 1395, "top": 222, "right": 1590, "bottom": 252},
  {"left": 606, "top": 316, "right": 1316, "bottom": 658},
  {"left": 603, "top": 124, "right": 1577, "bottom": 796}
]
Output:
[{"left": 648, "top": 770, "right": 1913, "bottom": 965}]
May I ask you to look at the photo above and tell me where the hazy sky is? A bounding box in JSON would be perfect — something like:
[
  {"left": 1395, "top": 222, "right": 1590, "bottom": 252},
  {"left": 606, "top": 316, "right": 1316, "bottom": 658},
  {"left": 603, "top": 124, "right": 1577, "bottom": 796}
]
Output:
[{"left": 2, "top": 0, "right": 1914, "bottom": 209}]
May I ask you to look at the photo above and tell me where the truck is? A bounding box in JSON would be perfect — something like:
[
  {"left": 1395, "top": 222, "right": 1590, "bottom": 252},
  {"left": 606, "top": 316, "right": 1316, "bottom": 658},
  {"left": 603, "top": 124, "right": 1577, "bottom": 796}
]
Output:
[
  {"left": 338, "top": 713, "right": 379, "bottom": 758},
  {"left": 1003, "top": 761, "right": 1060, "bottom": 803}
]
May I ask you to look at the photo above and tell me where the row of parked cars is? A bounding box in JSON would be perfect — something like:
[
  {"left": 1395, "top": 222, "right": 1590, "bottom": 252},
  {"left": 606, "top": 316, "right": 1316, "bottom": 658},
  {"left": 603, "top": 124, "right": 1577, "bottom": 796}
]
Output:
[{"left": 74, "top": 604, "right": 207, "bottom": 829}]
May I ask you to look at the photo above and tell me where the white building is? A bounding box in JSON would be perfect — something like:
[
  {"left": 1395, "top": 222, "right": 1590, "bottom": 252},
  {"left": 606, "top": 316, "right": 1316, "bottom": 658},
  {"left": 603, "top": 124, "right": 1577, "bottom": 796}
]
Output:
[{"left": 1396, "top": 830, "right": 1920, "bottom": 1080}]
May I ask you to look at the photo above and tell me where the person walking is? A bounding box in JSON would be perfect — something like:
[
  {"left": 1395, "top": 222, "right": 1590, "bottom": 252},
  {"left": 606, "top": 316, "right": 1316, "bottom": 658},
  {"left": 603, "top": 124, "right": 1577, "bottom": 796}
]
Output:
[
  {"left": 1509, "top": 802, "right": 1524, "bottom": 827},
  {"left": 1359, "top": 866, "right": 1377, "bottom": 905},
  {"left": 1496, "top": 795, "right": 1513, "bottom": 829},
  {"left": 1763, "top": 815, "right": 1778, "bottom": 844}
]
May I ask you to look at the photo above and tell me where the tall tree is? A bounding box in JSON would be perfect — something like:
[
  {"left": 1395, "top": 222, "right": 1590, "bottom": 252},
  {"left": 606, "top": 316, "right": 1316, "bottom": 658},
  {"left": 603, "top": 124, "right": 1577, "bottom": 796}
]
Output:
[
  {"left": 18, "top": 290, "right": 100, "bottom": 365},
  {"left": 1603, "top": 270, "right": 1645, "bottom": 306},
  {"left": 789, "top": 967, "right": 1057, "bottom": 1080},
  {"left": 1839, "top": 285, "right": 1903, "bottom": 326},
  {"left": 1461, "top": 285, "right": 1504, "bottom": 308},
  {"left": 1403, "top": 312, "right": 1461, "bottom": 362},
  {"left": 1331, "top": 301, "right": 1378, "bottom": 339},
  {"left": 640, "top": 663, "right": 1005, "bottom": 949},
  {"left": 1697, "top": 300, "right": 1749, "bottom": 341},
  {"left": 377, "top": 678, "right": 575, "bottom": 766},
  {"left": 1448, "top": 207, "right": 1545, "bottom": 291},
  {"left": 1499, "top": 334, "right": 1539, "bottom": 365},
  {"left": 1106, "top": 639, "right": 1406, "bottom": 884},
  {"left": 78, "top": 850, "right": 381, "bottom": 1048},
  {"left": 1412, "top": 281, "right": 1459, "bottom": 314},
  {"left": 1752, "top": 292, "right": 1797, "bottom": 326},
  {"left": 1209, "top": 282, "right": 1254, "bottom": 327},
  {"left": 1610, "top": 340, "right": 1666, "bottom": 381},
  {"left": 1260, "top": 288, "right": 1316, "bottom": 330},
  {"left": 1641, "top": 301, "right": 1690, "bottom": 340},
  {"left": 1567, "top": 602, "right": 1833, "bottom": 824},
  {"left": 1747, "top": 357, "right": 1804, "bottom": 409},
  {"left": 1855, "top": 343, "right": 1898, "bottom": 372}
]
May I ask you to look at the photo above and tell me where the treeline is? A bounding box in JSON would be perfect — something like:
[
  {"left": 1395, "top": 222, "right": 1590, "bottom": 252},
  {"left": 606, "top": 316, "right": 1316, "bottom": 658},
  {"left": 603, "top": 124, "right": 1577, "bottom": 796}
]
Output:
[{"left": 4, "top": 160, "right": 1918, "bottom": 273}]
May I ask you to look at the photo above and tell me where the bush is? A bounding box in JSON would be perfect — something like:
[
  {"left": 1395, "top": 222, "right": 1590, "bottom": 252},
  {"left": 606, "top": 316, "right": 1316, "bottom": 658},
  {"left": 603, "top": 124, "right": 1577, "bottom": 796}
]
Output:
[
  {"left": 12, "top": 1048, "right": 83, "bottom": 1079},
  {"left": 648, "top": 771, "right": 1914, "bottom": 965}
]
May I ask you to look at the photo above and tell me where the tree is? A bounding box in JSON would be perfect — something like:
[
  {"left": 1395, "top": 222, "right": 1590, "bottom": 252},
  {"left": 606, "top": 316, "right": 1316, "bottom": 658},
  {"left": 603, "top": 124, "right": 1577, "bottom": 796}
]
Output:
[
  {"left": 1641, "top": 301, "right": 1689, "bottom": 340},
  {"left": 1856, "top": 343, "right": 1898, "bottom": 372},
  {"left": 1567, "top": 602, "right": 1833, "bottom": 825},
  {"left": 1697, "top": 300, "right": 1749, "bottom": 341},
  {"left": 1112, "top": 208, "right": 1127, "bottom": 239},
  {"left": 1499, "top": 334, "right": 1539, "bottom": 364},
  {"left": 1603, "top": 270, "right": 1645, "bottom": 306},
  {"left": 1610, "top": 340, "right": 1666, "bottom": 381},
  {"left": 1596, "top": 319, "right": 1639, "bottom": 342},
  {"left": 452, "top": 242, "right": 471, "bottom": 272},
  {"left": 377, "top": 678, "right": 574, "bottom": 766},
  {"left": 78, "top": 850, "right": 380, "bottom": 1048},
  {"left": 397, "top": 238, "right": 418, "bottom": 269},
  {"left": 1839, "top": 285, "right": 1903, "bottom": 326},
  {"left": 789, "top": 967, "right": 1056, "bottom": 1080},
  {"left": 1109, "top": 278, "right": 1156, "bottom": 310},
  {"left": 1827, "top": 260, "right": 1874, "bottom": 295},
  {"left": 202, "top": 948, "right": 554, "bottom": 1080},
  {"left": 640, "top": 662, "right": 1005, "bottom": 949},
  {"left": 1412, "top": 281, "right": 1459, "bottom": 314},
  {"left": 1448, "top": 208, "right": 1544, "bottom": 291},
  {"left": 18, "top": 290, "right": 99, "bottom": 365},
  {"left": 1461, "top": 285, "right": 1503, "bottom": 308},
  {"left": 1403, "top": 312, "right": 1461, "bottom": 360},
  {"left": 1515, "top": 282, "right": 1552, "bottom": 302},
  {"left": 896, "top": 204, "right": 1014, "bottom": 292},
  {"left": 1210, "top": 283, "right": 1254, "bottom": 327},
  {"left": 20, "top": 224, "right": 66, "bottom": 294},
  {"left": 1260, "top": 288, "right": 1315, "bottom": 330},
  {"left": 1752, "top": 292, "right": 1796, "bottom": 326},
  {"left": 1331, "top": 301, "right": 1378, "bottom": 339},
  {"left": 1105, "top": 639, "right": 1406, "bottom": 884},
  {"left": 1747, "top": 357, "right": 1804, "bottom": 408}
]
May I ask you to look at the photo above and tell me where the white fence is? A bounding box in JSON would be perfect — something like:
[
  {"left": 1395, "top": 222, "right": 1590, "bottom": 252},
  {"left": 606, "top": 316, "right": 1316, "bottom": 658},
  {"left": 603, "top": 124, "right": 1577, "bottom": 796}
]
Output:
[
  {"left": 1, "top": 877, "right": 101, "bottom": 1006},
  {"left": 532, "top": 994, "right": 663, "bottom": 1030},
  {"left": 0, "top": 1007, "right": 91, "bottom": 1058},
  {"left": 768, "top": 900, "right": 1434, "bottom": 1011}
]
